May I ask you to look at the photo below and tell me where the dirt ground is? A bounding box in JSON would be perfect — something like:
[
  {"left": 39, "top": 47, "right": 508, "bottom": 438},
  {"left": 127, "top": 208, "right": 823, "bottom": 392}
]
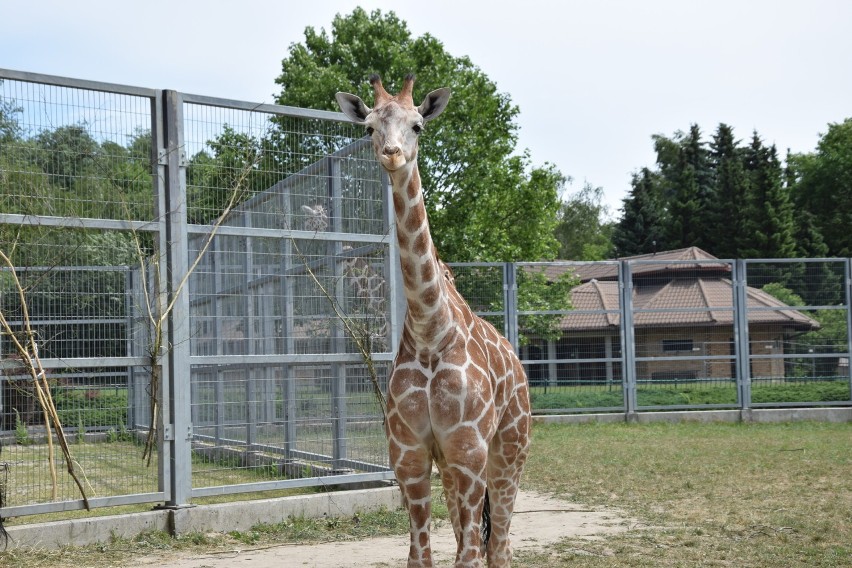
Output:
[{"left": 137, "top": 490, "right": 634, "bottom": 568}]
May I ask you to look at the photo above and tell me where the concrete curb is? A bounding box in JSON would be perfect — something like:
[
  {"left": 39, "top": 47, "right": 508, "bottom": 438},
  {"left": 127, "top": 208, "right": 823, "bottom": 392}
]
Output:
[{"left": 4, "top": 486, "right": 402, "bottom": 550}]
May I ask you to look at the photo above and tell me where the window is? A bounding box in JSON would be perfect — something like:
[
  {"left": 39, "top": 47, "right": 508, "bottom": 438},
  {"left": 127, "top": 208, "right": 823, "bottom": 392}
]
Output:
[{"left": 661, "top": 339, "right": 693, "bottom": 352}]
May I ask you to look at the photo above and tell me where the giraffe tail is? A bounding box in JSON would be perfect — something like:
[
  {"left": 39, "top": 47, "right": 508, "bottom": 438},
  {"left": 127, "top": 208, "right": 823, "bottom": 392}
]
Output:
[{"left": 481, "top": 488, "right": 491, "bottom": 546}]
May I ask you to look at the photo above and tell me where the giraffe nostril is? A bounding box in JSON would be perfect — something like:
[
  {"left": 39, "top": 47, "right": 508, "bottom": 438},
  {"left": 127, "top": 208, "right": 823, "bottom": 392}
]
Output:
[{"left": 383, "top": 145, "right": 401, "bottom": 156}]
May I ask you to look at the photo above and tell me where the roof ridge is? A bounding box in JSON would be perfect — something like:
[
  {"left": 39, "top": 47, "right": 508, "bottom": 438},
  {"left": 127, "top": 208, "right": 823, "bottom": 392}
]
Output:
[
  {"left": 696, "top": 278, "right": 718, "bottom": 323},
  {"left": 639, "top": 280, "right": 673, "bottom": 309},
  {"left": 591, "top": 279, "right": 619, "bottom": 325}
]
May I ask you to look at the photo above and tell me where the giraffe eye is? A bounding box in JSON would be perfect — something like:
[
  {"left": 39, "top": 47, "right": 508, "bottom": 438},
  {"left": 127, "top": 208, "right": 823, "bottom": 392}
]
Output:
[
  {"left": 365, "top": 126, "right": 374, "bottom": 136},
  {"left": 412, "top": 124, "right": 423, "bottom": 135}
]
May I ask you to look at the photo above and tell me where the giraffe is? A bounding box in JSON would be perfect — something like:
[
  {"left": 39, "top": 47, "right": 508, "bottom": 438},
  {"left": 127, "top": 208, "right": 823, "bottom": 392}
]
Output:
[{"left": 336, "top": 75, "right": 531, "bottom": 568}]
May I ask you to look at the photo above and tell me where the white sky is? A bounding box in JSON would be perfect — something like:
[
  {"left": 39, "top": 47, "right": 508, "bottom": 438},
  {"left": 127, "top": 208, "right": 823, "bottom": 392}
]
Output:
[{"left": 2, "top": 0, "right": 851, "bottom": 217}]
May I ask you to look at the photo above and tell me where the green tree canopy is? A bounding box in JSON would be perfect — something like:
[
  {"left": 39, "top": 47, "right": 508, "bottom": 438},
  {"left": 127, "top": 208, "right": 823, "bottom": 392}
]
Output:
[
  {"left": 555, "top": 183, "right": 614, "bottom": 260},
  {"left": 740, "top": 133, "right": 796, "bottom": 259},
  {"left": 616, "top": 123, "right": 806, "bottom": 260},
  {"left": 706, "top": 123, "right": 748, "bottom": 259},
  {"left": 789, "top": 118, "right": 852, "bottom": 256},
  {"left": 611, "top": 167, "right": 668, "bottom": 257},
  {"left": 274, "top": 7, "right": 563, "bottom": 261}
]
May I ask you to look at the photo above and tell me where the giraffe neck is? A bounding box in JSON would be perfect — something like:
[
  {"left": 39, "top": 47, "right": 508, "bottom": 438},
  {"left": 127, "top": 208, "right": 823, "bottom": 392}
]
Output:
[{"left": 390, "top": 164, "right": 454, "bottom": 352}]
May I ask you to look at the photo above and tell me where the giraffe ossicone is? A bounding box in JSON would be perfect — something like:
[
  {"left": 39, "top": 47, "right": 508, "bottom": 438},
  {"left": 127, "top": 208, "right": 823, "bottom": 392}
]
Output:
[{"left": 337, "top": 75, "right": 531, "bottom": 568}]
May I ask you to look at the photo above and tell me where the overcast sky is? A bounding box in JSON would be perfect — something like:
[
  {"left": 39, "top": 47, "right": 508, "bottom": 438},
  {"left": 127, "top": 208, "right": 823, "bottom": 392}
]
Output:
[{"left": 3, "top": 0, "right": 850, "bottom": 217}]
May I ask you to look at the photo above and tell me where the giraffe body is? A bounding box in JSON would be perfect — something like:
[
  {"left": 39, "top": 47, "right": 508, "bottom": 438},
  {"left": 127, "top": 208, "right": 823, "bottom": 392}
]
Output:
[{"left": 337, "top": 76, "right": 530, "bottom": 568}]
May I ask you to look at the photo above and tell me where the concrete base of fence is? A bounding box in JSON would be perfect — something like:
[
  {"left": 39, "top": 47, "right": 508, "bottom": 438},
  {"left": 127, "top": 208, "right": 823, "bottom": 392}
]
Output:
[
  {"left": 533, "top": 406, "right": 852, "bottom": 425},
  {"left": 3, "top": 486, "right": 402, "bottom": 551}
]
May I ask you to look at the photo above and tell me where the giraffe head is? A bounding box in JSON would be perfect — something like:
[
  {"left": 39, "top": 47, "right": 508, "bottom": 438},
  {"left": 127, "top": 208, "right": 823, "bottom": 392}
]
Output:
[{"left": 336, "top": 75, "right": 451, "bottom": 173}]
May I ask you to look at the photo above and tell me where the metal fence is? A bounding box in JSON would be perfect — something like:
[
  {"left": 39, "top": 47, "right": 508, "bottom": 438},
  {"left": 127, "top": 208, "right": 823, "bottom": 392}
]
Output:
[
  {"left": 449, "top": 258, "right": 852, "bottom": 415},
  {"left": 1, "top": 68, "right": 851, "bottom": 523},
  {"left": 0, "top": 68, "right": 395, "bottom": 520}
]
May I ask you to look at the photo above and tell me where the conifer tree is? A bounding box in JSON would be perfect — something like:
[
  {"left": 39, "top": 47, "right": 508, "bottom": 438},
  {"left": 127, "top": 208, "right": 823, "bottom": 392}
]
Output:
[
  {"left": 611, "top": 168, "right": 668, "bottom": 257},
  {"left": 741, "top": 133, "right": 796, "bottom": 258},
  {"left": 707, "top": 124, "right": 748, "bottom": 258},
  {"left": 658, "top": 125, "right": 713, "bottom": 250}
]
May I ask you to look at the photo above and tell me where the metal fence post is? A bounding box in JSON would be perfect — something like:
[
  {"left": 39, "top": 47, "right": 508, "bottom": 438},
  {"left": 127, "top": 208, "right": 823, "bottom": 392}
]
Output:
[
  {"left": 329, "top": 156, "right": 347, "bottom": 471},
  {"left": 619, "top": 260, "right": 637, "bottom": 418},
  {"left": 505, "top": 262, "right": 520, "bottom": 354},
  {"left": 161, "top": 89, "right": 193, "bottom": 507},
  {"left": 845, "top": 258, "right": 852, "bottom": 402},
  {"left": 733, "top": 259, "right": 752, "bottom": 411}
]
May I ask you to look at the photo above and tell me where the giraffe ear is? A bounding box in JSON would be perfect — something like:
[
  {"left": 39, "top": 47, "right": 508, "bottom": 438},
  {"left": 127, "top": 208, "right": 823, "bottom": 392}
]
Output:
[
  {"left": 418, "top": 88, "right": 451, "bottom": 122},
  {"left": 335, "top": 92, "right": 371, "bottom": 123}
]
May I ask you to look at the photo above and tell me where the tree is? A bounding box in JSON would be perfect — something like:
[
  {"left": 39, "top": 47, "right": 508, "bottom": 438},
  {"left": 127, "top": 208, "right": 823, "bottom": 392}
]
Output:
[
  {"left": 789, "top": 118, "right": 852, "bottom": 256},
  {"left": 661, "top": 125, "right": 713, "bottom": 250},
  {"left": 611, "top": 168, "right": 668, "bottom": 257},
  {"left": 706, "top": 124, "right": 748, "bottom": 258},
  {"left": 273, "top": 7, "right": 563, "bottom": 261},
  {"left": 555, "top": 182, "right": 614, "bottom": 260},
  {"left": 0, "top": 83, "right": 21, "bottom": 144},
  {"left": 741, "top": 133, "right": 796, "bottom": 259}
]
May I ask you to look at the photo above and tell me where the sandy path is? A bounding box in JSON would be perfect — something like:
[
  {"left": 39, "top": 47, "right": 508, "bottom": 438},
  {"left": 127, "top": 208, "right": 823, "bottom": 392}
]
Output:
[{"left": 138, "top": 490, "right": 632, "bottom": 568}]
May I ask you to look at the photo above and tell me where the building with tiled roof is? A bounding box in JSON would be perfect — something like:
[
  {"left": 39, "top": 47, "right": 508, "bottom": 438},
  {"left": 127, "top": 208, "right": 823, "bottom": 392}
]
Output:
[{"left": 522, "top": 247, "right": 821, "bottom": 387}]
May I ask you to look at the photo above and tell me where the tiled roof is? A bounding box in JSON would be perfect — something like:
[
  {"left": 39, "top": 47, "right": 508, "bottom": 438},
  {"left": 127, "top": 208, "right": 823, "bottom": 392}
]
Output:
[
  {"left": 535, "top": 247, "right": 730, "bottom": 282},
  {"left": 561, "top": 277, "right": 820, "bottom": 331}
]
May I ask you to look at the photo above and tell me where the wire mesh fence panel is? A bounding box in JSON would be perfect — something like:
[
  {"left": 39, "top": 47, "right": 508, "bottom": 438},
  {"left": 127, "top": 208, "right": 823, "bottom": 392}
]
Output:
[
  {"left": 0, "top": 77, "right": 156, "bottom": 222},
  {"left": 190, "top": 361, "right": 389, "bottom": 489},
  {"left": 517, "top": 262, "right": 625, "bottom": 412},
  {"left": 446, "top": 263, "right": 506, "bottom": 334},
  {"left": 0, "top": 70, "right": 164, "bottom": 518},
  {"left": 183, "top": 98, "right": 392, "bottom": 494},
  {"left": 0, "top": 229, "right": 159, "bottom": 512},
  {"left": 745, "top": 260, "right": 852, "bottom": 405},
  {"left": 628, "top": 259, "right": 739, "bottom": 409}
]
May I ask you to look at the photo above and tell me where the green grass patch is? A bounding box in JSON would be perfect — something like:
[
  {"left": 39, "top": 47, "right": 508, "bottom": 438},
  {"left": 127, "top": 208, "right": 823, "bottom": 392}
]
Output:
[
  {"left": 520, "top": 421, "right": 852, "bottom": 567},
  {"left": 2, "top": 422, "right": 850, "bottom": 567},
  {"left": 531, "top": 379, "right": 851, "bottom": 411}
]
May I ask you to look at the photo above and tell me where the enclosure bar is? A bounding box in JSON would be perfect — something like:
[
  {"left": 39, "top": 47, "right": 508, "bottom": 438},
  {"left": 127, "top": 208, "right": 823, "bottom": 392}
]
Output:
[
  {"left": 520, "top": 357, "right": 627, "bottom": 366},
  {"left": 189, "top": 353, "right": 394, "bottom": 365},
  {"left": 329, "top": 155, "right": 348, "bottom": 471},
  {"left": 637, "top": 403, "right": 741, "bottom": 412},
  {"left": 0, "top": 492, "right": 167, "bottom": 518},
  {"left": 846, "top": 258, "right": 852, "bottom": 400},
  {"left": 749, "top": 352, "right": 848, "bottom": 361},
  {"left": 0, "top": 356, "right": 149, "bottom": 369},
  {"left": 734, "top": 260, "right": 752, "bottom": 410},
  {"left": 0, "top": 213, "right": 159, "bottom": 232},
  {"left": 162, "top": 89, "right": 193, "bottom": 507},
  {"left": 505, "top": 263, "right": 519, "bottom": 350},
  {"left": 620, "top": 260, "right": 638, "bottom": 415},
  {"left": 634, "top": 355, "right": 741, "bottom": 363},
  {"left": 191, "top": 471, "right": 396, "bottom": 498},
  {"left": 0, "top": 67, "right": 159, "bottom": 97},
  {"left": 187, "top": 224, "right": 389, "bottom": 243},
  {"left": 751, "top": 400, "right": 852, "bottom": 408},
  {"left": 181, "top": 92, "right": 346, "bottom": 122},
  {"left": 383, "top": 172, "right": 402, "bottom": 350}
]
